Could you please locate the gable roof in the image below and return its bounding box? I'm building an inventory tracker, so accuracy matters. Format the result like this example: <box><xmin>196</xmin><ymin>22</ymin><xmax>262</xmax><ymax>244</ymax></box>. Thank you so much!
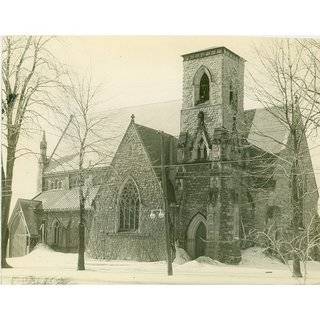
<box><xmin>134</xmin><ymin>123</ymin><xmax>177</xmax><ymax>166</ymax></box>
<box><xmin>42</xmin><ymin>100</ymin><xmax>293</xmax><ymax>175</ymax></box>
<box><xmin>9</xmin><ymin>199</ymin><xmax>42</xmax><ymax>236</ymax></box>
<box><xmin>244</xmin><ymin>107</ymin><xmax>289</xmax><ymax>154</ymax></box>
<box><xmin>130</xmin><ymin>122</ymin><xmax>177</xmax><ymax>203</ymax></box>
<box><xmin>44</xmin><ymin>153</ymin><xmax>78</xmax><ymax>174</ymax></box>
<box><xmin>43</xmin><ymin>100</ymin><xmax>181</xmax><ymax>174</ymax></box>
<box><xmin>33</xmin><ymin>185</ymin><xmax>100</xmax><ymax>211</ymax></box>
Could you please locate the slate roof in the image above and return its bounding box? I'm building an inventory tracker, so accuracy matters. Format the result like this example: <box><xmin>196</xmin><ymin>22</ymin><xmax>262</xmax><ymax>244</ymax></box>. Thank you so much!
<box><xmin>45</xmin><ymin>153</ymin><xmax>78</xmax><ymax>174</ymax></box>
<box><xmin>245</xmin><ymin>107</ymin><xmax>289</xmax><ymax>154</ymax></box>
<box><xmin>135</xmin><ymin>123</ymin><xmax>177</xmax><ymax>166</ymax></box>
<box><xmin>44</xmin><ymin>100</ymin><xmax>181</xmax><ymax>174</ymax></box>
<box><xmin>33</xmin><ymin>186</ymin><xmax>100</xmax><ymax>211</ymax></box>
<box><xmin>43</xmin><ymin>100</ymin><xmax>291</xmax><ymax>175</ymax></box>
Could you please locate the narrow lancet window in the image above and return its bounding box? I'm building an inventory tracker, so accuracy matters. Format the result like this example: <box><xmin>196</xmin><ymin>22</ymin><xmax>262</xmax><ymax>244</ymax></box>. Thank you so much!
<box><xmin>199</xmin><ymin>73</ymin><xmax>209</xmax><ymax>103</ymax></box>
<box><xmin>119</xmin><ymin>179</ymin><xmax>140</xmax><ymax>231</ymax></box>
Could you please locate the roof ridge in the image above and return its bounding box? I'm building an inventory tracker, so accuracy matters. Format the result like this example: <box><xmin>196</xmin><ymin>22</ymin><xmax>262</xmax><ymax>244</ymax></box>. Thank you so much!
<box><xmin>102</xmin><ymin>99</ymin><xmax>181</xmax><ymax>113</ymax></box>
<box><xmin>18</xmin><ymin>198</ymin><xmax>42</xmax><ymax>203</ymax></box>
<box><xmin>134</xmin><ymin>122</ymin><xmax>175</xmax><ymax>138</ymax></box>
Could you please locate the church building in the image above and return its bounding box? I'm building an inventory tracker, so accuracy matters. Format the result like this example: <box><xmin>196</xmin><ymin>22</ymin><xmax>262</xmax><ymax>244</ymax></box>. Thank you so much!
<box><xmin>8</xmin><ymin>46</ymin><xmax>320</xmax><ymax>263</ymax></box>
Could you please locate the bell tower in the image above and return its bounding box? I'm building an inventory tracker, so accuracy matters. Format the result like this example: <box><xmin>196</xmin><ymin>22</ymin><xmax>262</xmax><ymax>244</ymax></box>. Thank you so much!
<box><xmin>176</xmin><ymin>47</ymin><xmax>246</xmax><ymax>264</ymax></box>
<box><xmin>178</xmin><ymin>46</ymin><xmax>245</xmax><ymax>164</ymax></box>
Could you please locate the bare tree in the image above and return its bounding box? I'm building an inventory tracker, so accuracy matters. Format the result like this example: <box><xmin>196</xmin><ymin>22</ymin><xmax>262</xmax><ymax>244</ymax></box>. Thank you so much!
<box><xmin>256</xmin><ymin>212</ymin><xmax>320</xmax><ymax>284</ymax></box>
<box><xmin>1</xmin><ymin>36</ymin><xmax>62</xmax><ymax>268</ymax></box>
<box><xmin>54</xmin><ymin>72</ymin><xmax>119</xmax><ymax>270</ymax></box>
<box><xmin>248</xmin><ymin>39</ymin><xmax>320</xmax><ymax>277</ymax></box>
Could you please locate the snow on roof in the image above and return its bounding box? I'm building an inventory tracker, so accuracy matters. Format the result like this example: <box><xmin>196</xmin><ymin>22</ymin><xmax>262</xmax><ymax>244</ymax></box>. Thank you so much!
<box><xmin>43</xmin><ymin>100</ymin><xmax>290</xmax><ymax>174</ymax></box>
<box><xmin>44</xmin><ymin>100</ymin><xmax>181</xmax><ymax>174</ymax></box>
<box><xmin>246</xmin><ymin>107</ymin><xmax>289</xmax><ymax>154</ymax></box>
<box><xmin>33</xmin><ymin>186</ymin><xmax>100</xmax><ymax>211</ymax></box>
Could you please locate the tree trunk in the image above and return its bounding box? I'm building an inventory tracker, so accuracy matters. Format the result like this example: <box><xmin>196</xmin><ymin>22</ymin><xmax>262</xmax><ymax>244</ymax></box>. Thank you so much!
<box><xmin>77</xmin><ymin>221</ymin><xmax>85</xmax><ymax>270</ymax></box>
<box><xmin>291</xmin><ymin>134</ymin><xmax>302</xmax><ymax>278</ymax></box>
<box><xmin>292</xmin><ymin>251</ymin><xmax>302</xmax><ymax>278</ymax></box>
<box><xmin>1</xmin><ymin>150</ymin><xmax>14</xmax><ymax>268</ymax></box>
<box><xmin>2</xmin><ymin>191</ymin><xmax>13</xmax><ymax>268</ymax></box>
<box><xmin>77</xmin><ymin>186</ymin><xmax>85</xmax><ymax>271</ymax></box>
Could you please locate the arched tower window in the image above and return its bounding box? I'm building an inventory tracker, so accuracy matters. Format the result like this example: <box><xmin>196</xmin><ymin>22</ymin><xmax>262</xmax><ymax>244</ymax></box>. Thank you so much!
<box><xmin>199</xmin><ymin>73</ymin><xmax>209</xmax><ymax>104</ymax></box>
<box><xmin>193</xmin><ymin>66</ymin><xmax>212</xmax><ymax>106</ymax></box>
<box><xmin>119</xmin><ymin>179</ymin><xmax>140</xmax><ymax>231</ymax></box>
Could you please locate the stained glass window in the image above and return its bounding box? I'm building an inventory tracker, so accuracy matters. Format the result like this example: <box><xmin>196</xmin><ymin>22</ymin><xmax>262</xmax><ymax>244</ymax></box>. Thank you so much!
<box><xmin>119</xmin><ymin>180</ymin><xmax>140</xmax><ymax>231</ymax></box>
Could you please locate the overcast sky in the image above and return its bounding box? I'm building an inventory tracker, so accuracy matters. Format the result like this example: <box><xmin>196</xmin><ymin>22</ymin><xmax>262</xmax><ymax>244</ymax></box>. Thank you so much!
<box><xmin>9</xmin><ymin>36</ymin><xmax>320</xmax><ymax>209</ymax></box>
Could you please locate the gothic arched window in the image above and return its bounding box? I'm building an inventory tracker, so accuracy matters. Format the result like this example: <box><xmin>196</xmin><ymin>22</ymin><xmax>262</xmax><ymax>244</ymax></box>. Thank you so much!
<box><xmin>53</xmin><ymin>221</ymin><xmax>61</xmax><ymax>245</ymax></box>
<box><xmin>193</xmin><ymin>66</ymin><xmax>212</xmax><ymax>106</ymax></box>
<box><xmin>199</xmin><ymin>73</ymin><xmax>209</xmax><ymax>103</ymax></box>
<box><xmin>119</xmin><ymin>179</ymin><xmax>140</xmax><ymax>231</ymax></box>
<box><xmin>39</xmin><ymin>220</ymin><xmax>47</xmax><ymax>243</ymax></box>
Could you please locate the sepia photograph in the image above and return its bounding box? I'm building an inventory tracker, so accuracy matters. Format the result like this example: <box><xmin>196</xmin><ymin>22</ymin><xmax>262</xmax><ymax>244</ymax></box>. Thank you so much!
<box><xmin>1</xmin><ymin>35</ymin><xmax>320</xmax><ymax>285</ymax></box>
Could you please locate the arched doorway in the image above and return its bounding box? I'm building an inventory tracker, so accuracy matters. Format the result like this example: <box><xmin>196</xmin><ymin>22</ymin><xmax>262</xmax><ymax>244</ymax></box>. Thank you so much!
<box><xmin>187</xmin><ymin>214</ymin><xmax>207</xmax><ymax>259</ymax></box>
<box><xmin>195</xmin><ymin>222</ymin><xmax>206</xmax><ymax>258</ymax></box>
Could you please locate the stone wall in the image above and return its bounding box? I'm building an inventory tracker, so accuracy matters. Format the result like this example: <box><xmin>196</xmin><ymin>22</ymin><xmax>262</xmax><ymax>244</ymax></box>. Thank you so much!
<box><xmin>182</xmin><ymin>53</ymin><xmax>223</xmax><ymax>110</ymax></box>
<box><xmin>180</xmin><ymin>48</ymin><xmax>245</xmax><ymax>139</ymax></box>
<box><xmin>41</xmin><ymin>210</ymin><xmax>92</xmax><ymax>253</ymax></box>
<box><xmin>175</xmin><ymin>163</ymin><xmax>211</xmax><ymax>248</ymax></box>
<box><xmin>175</xmin><ymin>160</ymin><xmax>243</xmax><ymax>264</ymax></box>
<box><xmin>221</xmin><ymin>53</ymin><xmax>245</xmax><ymax>132</ymax></box>
<box><xmin>88</xmin><ymin>123</ymin><xmax>167</xmax><ymax>261</ymax></box>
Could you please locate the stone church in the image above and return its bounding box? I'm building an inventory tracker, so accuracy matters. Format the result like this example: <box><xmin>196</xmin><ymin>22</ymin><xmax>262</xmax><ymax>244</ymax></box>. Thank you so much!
<box><xmin>8</xmin><ymin>46</ymin><xmax>319</xmax><ymax>263</ymax></box>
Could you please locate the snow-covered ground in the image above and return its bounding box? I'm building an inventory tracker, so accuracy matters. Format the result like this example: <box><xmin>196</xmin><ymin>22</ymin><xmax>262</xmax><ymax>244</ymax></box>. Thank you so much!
<box><xmin>2</xmin><ymin>244</ymin><xmax>320</xmax><ymax>284</ymax></box>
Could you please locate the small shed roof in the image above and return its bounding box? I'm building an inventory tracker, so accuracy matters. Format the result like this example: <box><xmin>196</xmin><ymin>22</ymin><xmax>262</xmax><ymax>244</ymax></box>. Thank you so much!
<box><xmin>10</xmin><ymin>199</ymin><xmax>42</xmax><ymax>236</ymax></box>
<box><xmin>33</xmin><ymin>185</ymin><xmax>100</xmax><ymax>211</ymax></box>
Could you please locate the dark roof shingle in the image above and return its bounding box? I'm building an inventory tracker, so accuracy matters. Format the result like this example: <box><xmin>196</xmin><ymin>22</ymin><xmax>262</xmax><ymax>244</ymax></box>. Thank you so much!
<box><xmin>135</xmin><ymin>123</ymin><xmax>177</xmax><ymax>166</ymax></box>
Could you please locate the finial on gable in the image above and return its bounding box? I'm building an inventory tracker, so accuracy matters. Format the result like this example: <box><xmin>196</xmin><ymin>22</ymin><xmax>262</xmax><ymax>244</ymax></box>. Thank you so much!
<box><xmin>131</xmin><ymin>114</ymin><xmax>135</xmax><ymax>123</ymax></box>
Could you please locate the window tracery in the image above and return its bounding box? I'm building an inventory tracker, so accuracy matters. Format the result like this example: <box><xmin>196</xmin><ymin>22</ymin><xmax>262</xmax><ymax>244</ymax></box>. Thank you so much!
<box><xmin>119</xmin><ymin>179</ymin><xmax>140</xmax><ymax>231</ymax></box>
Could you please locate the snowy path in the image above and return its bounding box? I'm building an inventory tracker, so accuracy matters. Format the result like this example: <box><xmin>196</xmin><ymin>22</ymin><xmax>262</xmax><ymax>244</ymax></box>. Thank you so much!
<box><xmin>2</xmin><ymin>246</ymin><xmax>320</xmax><ymax>284</ymax></box>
